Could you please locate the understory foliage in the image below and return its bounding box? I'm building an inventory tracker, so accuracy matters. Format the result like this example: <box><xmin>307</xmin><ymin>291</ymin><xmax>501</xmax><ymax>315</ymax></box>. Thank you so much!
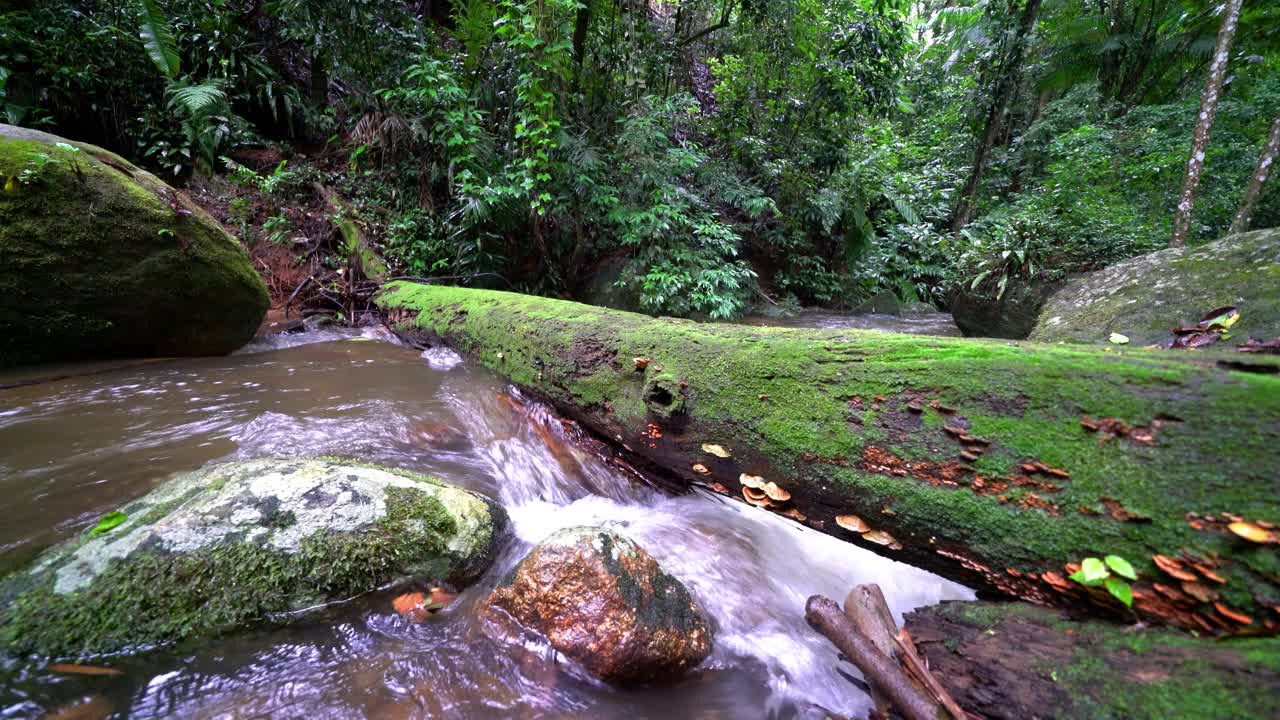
<box><xmin>2</xmin><ymin>0</ymin><xmax>1278</xmax><ymax>317</ymax></box>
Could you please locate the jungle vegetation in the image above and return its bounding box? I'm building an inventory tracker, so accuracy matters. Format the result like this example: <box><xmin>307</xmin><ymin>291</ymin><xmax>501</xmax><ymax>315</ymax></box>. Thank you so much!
<box><xmin>2</xmin><ymin>0</ymin><xmax>1278</xmax><ymax>319</ymax></box>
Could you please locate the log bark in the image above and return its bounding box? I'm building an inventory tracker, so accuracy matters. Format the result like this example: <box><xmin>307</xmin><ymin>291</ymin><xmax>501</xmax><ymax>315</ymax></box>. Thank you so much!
<box><xmin>904</xmin><ymin>600</ymin><xmax>1280</xmax><ymax>720</ymax></box>
<box><xmin>1170</xmin><ymin>0</ymin><xmax>1243</xmax><ymax>247</ymax></box>
<box><xmin>1230</xmin><ymin>114</ymin><xmax>1280</xmax><ymax>235</ymax></box>
<box><xmin>376</xmin><ymin>284</ymin><xmax>1280</xmax><ymax>634</ymax></box>
<box><xmin>845</xmin><ymin>584</ymin><xmax>906</xmax><ymax>715</ymax></box>
<box><xmin>806</xmin><ymin>595</ymin><xmax>946</xmax><ymax>720</ymax></box>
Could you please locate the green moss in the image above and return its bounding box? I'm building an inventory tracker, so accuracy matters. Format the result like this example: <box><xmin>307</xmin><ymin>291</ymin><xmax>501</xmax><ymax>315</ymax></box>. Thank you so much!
<box><xmin>377</xmin><ymin>283</ymin><xmax>1280</xmax><ymax>623</ymax></box>
<box><xmin>0</xmin><ymin>127</ymin><xmax>268</xmax><ymax>367</ymax></box>
<box><xmin>918</xmin><ymin>601</ymin><xmax>1280</xmax><ymax>719</ymax></box>
<box><xmin>0</xmin><ymin>484</ymin><xmax>462</xmax><ymax>660</ymax></box>
<box><xmin>1031</xmin><ymin>228</ymin><xmax>1280</xmax><ymax>347</ymax></box>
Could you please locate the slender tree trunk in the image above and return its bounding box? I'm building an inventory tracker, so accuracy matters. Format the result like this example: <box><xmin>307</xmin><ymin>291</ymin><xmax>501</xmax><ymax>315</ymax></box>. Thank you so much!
<box><xmin>950</xmin><ymin>0</ymin><xmax>1043</xmax><ymax>232</ymax></box>
<box><xmin>1170</xmin><ymin>0</ymin><xmax>1243</xmax><ymax>247</ymax></box>
<box><xmin>1230</xmin><ymin>114</ymin><xmax>1280</xmax><ymax>235</ymax></box>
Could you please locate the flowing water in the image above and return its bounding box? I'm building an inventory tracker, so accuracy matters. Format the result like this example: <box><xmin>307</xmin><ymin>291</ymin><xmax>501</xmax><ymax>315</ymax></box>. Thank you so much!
<box><xmin>743</xmin><ymin>309</ymin><xmax>962</xmax><ymax>336</ymax></box>
<box><xmin>0</xmin><ymin>329</ymin><xmax>971</xmax><ymax>719</ymax></box>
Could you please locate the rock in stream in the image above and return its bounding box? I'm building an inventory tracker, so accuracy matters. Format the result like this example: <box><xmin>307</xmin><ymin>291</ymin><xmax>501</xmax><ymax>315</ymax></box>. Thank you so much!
<box><xmin>484</xmin><ymin>527</ymin><xmax>713</xmax><ymax>684</ymax></box>
<box><xmin>0</xmin><ymin>458</ymin><xmax>506</xmax><ymax>660</ymax></box>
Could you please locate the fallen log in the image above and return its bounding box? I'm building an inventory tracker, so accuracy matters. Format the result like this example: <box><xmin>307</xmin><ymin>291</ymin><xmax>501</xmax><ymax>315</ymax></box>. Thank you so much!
<box><xmin>807</xmin><ymin>595</ymin><xmax>947</xmax><ymax>720</ymax></box>
<box><xmin>904</xmin><ymin>600</ymin><xmax>1280</xmax><ymax>720</ymax></box>
<box><xmin>376</xmin><ymin>283</ymin><xmax>1280</xmax><ymax>633</ymax></box>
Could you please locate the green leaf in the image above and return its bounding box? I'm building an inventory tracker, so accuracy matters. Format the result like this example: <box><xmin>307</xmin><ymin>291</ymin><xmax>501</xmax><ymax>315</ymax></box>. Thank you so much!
<box><xmin>1104</xmin><ymin>576</ymin><xmax>1133</xmax><ymax>607</ymax></box>
<box><xmin>136</xmin><ymin>0</ymin><xmax>180</xmax><ymax>79</ymax></box>
<box><xmin>1105</xmin><ymin>555</ymin><xmax>1137</xmax><ymax>580</ymax></box>
<box><xmin>1080</xmin><ymin>557</ymin><xmax>1109</xmax><ymax>583</ymax></box>
<box><xmin>88</xmin><ymin>511</ymin><xmax>128</xmax><ymax>537</ymax></box>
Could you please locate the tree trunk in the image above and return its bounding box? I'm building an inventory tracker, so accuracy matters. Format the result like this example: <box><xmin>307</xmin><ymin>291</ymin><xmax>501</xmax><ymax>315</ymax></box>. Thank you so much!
<box><xmin>1230</xmin><ymin>114</ymin><xmax>1280</xmax><ymax>235</ymax></box>
<box><xmin>904</xmin><ymin>600</ymin><xmax>1280</xmax><ymax>720</ymax></box>
<box><xmin>950</xmin><ymin>0</ymin><xmax>1043</xmax><ymax>232</ymax></box>
<box><xmin>376</xmin><ymin>284</ymin><xmax>1280</xmax><ymax>635</ymax></box>
<box><xmin>1170</xmin><ymin>0</ymin><xmax>1243</xmax><ymax>247</ymax></box>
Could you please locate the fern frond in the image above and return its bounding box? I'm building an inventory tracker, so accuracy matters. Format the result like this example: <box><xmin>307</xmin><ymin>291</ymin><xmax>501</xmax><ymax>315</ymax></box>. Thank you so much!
<box><xmin>169</xmin><ymin>82</ymin><xmax>225</xmax><ymax>115</ymax></box>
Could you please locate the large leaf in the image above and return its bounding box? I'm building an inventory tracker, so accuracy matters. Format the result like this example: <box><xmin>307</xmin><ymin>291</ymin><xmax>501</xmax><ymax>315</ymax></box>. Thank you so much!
<box><xmin>1104</xmin><ymin>554</ymin><xmax>1137</xmax><ymax>580</ymax></box>
<box><xmin>1104</xmin><ymin>576</ymin><xmax>1134</xmax><ymax>607</ymax></box>
<box><xmin>136</xmin><ymin>0</ymin><xmax>180</xmax><ymax>79</ymax></box>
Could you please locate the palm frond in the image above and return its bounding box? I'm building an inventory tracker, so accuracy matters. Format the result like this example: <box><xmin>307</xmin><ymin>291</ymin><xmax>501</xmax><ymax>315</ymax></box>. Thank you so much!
<box><xmin>136</xmin><ymin>0</ymin><xmax>180</xmax><ymax>79</ymax></box>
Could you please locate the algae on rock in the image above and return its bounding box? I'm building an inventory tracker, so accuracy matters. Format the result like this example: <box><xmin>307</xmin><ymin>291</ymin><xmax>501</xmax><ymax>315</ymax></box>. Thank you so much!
<box><xmin>0</xmin><ymin>458</ymin><xmax>506</xmax><ymax>660</ymax></box>
<box><xmin>1031</xmin><ymin>228</ymin><xmax>1280</xmax><ymax>346</ymax></box>
<box><xmin>0</xmin><ymin>124</ymin><xmax>269</xmax><ymax>367</ymax></box>
<box><xmin>377</xmin><ymin>282</ymin><xmax>1280</xmax><ymax>635</ymax></box>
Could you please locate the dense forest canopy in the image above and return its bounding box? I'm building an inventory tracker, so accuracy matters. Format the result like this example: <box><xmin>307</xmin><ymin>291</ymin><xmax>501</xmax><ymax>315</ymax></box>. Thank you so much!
<box><xmin>2</xmin><ymin>0</ymin><xmax>1277</xmax><ymax>318</ymax></box>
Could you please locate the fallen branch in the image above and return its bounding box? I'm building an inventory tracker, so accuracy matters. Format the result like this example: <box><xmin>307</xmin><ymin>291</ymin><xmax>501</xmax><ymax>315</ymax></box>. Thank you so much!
<box><xmin>806</xmin><ymin>594</ymin><xmax>947</xmax><ymax>720</ymax></box>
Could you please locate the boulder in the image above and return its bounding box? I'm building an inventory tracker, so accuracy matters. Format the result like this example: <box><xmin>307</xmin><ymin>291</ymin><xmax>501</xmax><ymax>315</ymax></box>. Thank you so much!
<box><xmin>0</xmin><ymin>124</ymin><xmax>269</xmax><ymax>367</ymax></box>
<box><xmin>484</xmin><ymin>527</ymin><xmax>713</xmax><ymax>684</ymax></box>
<box><xmin>0</xmin><ymin>458</ymin><xmax>505</xmax><ymax>660</ymax></box>
<box><xmin>1031</xmin><ymin>228</ymin><xmax>1280</xmax><ymax>346</ymax></box>
<box><xmin>951</xmin><ymin>276</ymin><xmax>1059</xmax><ymax>339</ymax></box>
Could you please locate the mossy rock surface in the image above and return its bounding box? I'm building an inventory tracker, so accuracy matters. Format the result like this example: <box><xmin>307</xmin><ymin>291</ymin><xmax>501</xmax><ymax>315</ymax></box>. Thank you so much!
<box><xmin>0</xmin><ymin>124</ymin><xmax>269</xmax><ymax>367</ymax></box>
<box><xmin>484</xmin><ymin>526</ymin><xmax>712</xmax><ymax>684</ymax></box>
<box><xmin>1031</xmin><ymin>228</ymin><xmax>1280</xmax><ymax>346</ymax></box>
<box><xmin>0</xmin><ymin>458</ymin><xmax>506</xmax><ymax>660</ymax></box>
<box><xmin>905</xmin><ymin>600</ymin><xmax>1280</xmax><ymax>720</ymax></box>
<box><xmin>377</xmin><ymin>283</ymin><xmax>1280</xmax><ymax>634</ymax></box>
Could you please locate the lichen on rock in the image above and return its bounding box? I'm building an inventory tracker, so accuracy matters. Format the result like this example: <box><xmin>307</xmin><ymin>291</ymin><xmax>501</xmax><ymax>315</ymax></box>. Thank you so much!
<box><xmin>0</xmin><ymin>458</ymin><xmax>506</xmax><ymax>660</ymax></box>
<box><xmin>1031</xmin><ymin>228</ymin><xmax>1280</xmax><ymax>346</ymax></box>
<box><xmin>0</xmin><ymin>123</ymin><xmax>269</xmax><ymax>367</ymax></box>
<box><xmin>483</xmin><ymin>526</ymin><xmax>713</xmax><ymax>684</ymax></box>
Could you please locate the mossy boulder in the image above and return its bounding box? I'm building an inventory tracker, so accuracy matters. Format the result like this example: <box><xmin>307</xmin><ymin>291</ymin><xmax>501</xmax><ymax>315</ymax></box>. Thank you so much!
<box><xmin>1031</xmin><ymin>228</ymin><xmax>1280</xmax><ymax>346</ymax></box>
<box><xmin>484</xmin><ymin>527</ymin><xmax>713</xmax><ymax>684</ymax></box>
<box><xmin>377</xmin><ymin>283</ymin><xmax>1280</xmax><ymax>635</ymax></box>
<box><xmin>0</xmin><ymin>124</ymin><xmax>269</xmax><ymax>367</ymax></box>
<box><xmin>905</xmin><ymin>600</ymin><xmax>1280</xmax><ymax>720</ymax></box>
<box><xmin>0</xmin><ymin>458</ymin><xmax>506</xmax><ymax>660</ymax></box>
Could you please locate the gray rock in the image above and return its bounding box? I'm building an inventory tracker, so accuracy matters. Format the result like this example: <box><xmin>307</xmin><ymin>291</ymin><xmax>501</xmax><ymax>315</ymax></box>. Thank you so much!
<box><xmin>0</xmin><ymin>458</ymin><xmax>505</xmax><ymax>659</ymax></box>
<box><xmin>951</xmin><ymin>276</ymin><xmax>1060</xmax><ymax>340</ymax></box>
<box><xmin>1030</xmin><ymin>228</ymin><xmax>1280</xmax><ymax>346</ymax></box>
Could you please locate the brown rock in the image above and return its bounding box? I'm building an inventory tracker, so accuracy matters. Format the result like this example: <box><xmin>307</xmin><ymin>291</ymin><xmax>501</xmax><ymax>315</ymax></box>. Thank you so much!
<box><xmin>483</xmin><ymin>527</ymin><xmax>713</xmax><ymax>684</ymax></box>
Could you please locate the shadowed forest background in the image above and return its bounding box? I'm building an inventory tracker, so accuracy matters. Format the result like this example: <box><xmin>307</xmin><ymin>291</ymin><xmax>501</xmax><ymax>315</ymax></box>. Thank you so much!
<box><xmin>2</xmin><ymin>0</ymin><xmax>1278</xmax><ymax>320</ymax></box>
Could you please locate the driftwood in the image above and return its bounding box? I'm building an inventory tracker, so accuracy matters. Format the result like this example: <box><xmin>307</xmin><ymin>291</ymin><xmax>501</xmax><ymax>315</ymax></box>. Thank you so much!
<box><xmin>806</xmin><ymin>594</ymin><xmax>947</xmax><ymax>720</ymax></box>
<box><xmin>844</xmin><ymin>584</ymin><xmax>909</xmax><ymax>716</ymax></box>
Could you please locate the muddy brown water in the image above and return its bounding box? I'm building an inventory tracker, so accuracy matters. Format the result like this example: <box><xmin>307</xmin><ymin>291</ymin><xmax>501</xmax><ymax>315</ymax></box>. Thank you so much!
<box><xmin>0</xmin><ymin>328</ymin><xmax>970</xmax><ymax>719</ymax></box>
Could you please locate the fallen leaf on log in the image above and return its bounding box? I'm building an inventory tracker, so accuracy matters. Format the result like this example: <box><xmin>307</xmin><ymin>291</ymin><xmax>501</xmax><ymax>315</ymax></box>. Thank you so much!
<box><xmin>1228</xmin><ymin>521</ymin><xmax>1279</xmax><ymax>544</ymax></box>
<box><xmin>701</xmin><ymin>443</ymin><xmax>731</xmax><ymax>458</ymax></box>
<box><xmin>1153</xmin><ymin>555</ymin><xmax>1197</xmax><ymax>582</ymax></box>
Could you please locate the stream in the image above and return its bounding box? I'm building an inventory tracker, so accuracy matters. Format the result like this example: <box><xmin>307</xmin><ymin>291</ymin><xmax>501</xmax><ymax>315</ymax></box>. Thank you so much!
<box><xmin>0</xmin><ymin>328</ymin><xmax>971</xmax><ymax>719</ymax></box>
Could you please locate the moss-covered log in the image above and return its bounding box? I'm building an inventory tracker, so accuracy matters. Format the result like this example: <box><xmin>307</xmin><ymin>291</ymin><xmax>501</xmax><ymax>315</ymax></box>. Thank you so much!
<box><xmin>376</xmin><ymin>283</ymin><xmax>1280</xmax><ymax>634</ymax></box>
<box><xmin>903</xmin><ymin>601</ymin><xmax>1280</xmax><ymax>720</ymax></box>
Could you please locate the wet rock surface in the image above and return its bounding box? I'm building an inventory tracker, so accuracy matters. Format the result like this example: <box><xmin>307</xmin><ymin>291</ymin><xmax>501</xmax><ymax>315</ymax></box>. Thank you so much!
<box><xmin>1031</xmin><ymin>228</ymin><xmax>1280</xmax><ymax>346</ymax></box>
<box><xmin>951</xmin><ymin>276</ymin><xmax>1060</xmax><ymax>339</ymax></box>
<box><xmin>0</xmin><ymin>458</ymin><xmax>505</xmax><ymax>659</ymax></box>
<box><xmin>484</xmin><ymin>527</ymin><xmax>713</xmax><ymax>684</ymax></box>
